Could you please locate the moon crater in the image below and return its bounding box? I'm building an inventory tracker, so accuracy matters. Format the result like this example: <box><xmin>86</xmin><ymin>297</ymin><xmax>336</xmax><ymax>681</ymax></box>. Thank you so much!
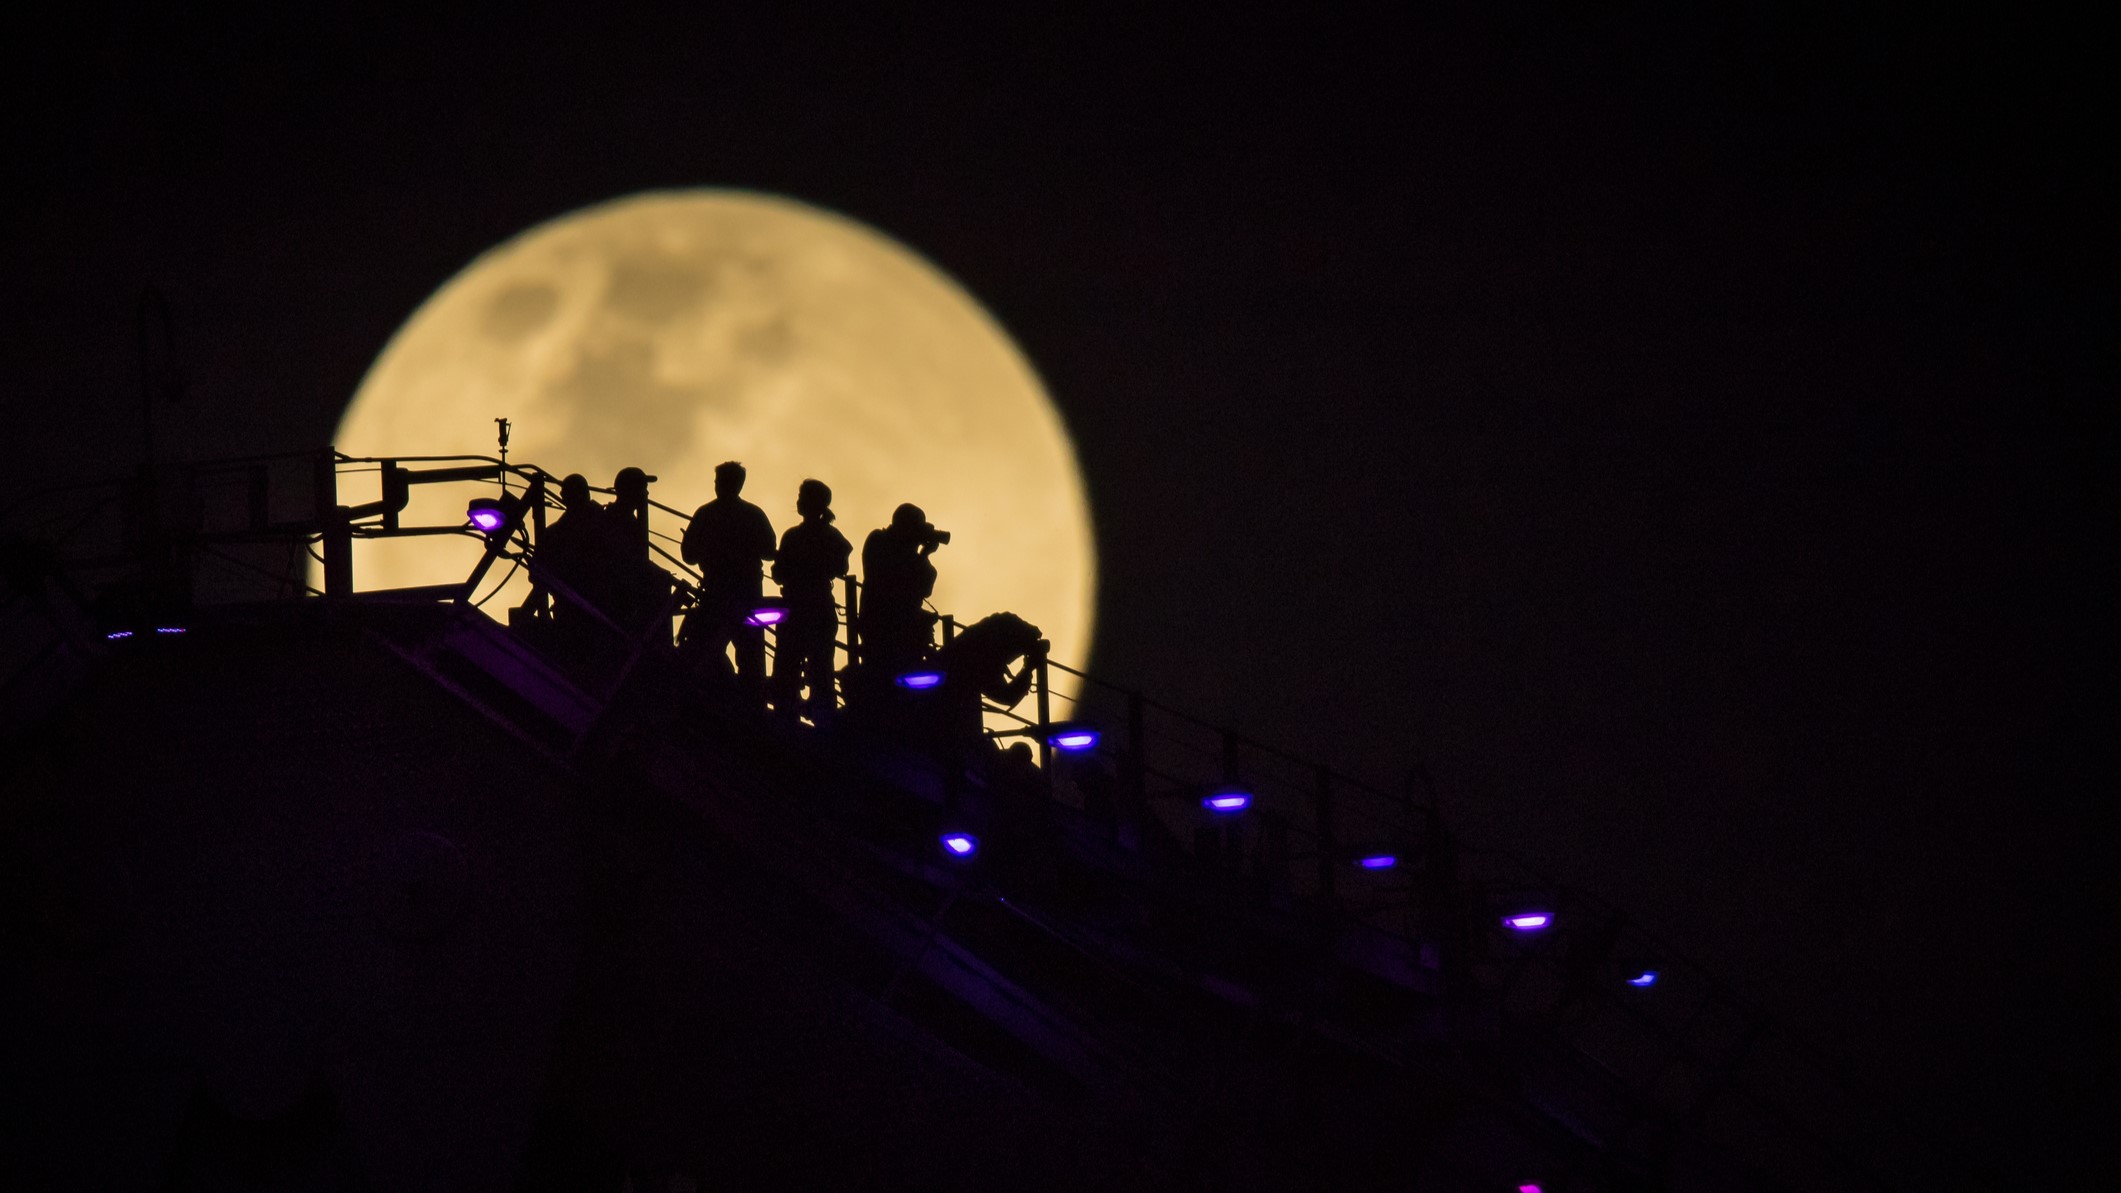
<box><xmin>481</xmin><ymin>283</ymin><xmax>558</xmax><ymax>341</ymax></box>
<box><xmin>605</xmin><ymin>256</ymin><xmax>712</xmax><ymax>324</ymax></box>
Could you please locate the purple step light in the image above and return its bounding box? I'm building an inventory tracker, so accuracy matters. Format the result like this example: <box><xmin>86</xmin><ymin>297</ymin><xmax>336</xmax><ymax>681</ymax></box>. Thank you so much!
<box><xmin>939</xmin><ymin>832</ymin><xmax>978</xmax><ymax>859</ymax></box>
<box><xmin>1502</xmin><ymin>911</ymin><xmax>1553</xmax><ymax>932</ymax></box>
<box><xmin>896</xmin><ymin>670</ymin><xmax>945</xmax><ymax>690</ymax></box>
<box><xmin>1202</xmin><ymin>788</ymin><xmax>1252</xmax><ymax>813</ymax></box>
<box><xmin>466</xmin><ymin>497</ymin><xmax>510</xmax><ymax>533</ymax></box>
<box><xmin>1355</xmin><ymin>853</ymin><xmax>1398</xmax><ymax>870</ymax></box>
<box><xmin>1044</xmin><ymin>721</ymin><xmax>1100</xmax><ymax>752</ymax></box>
<box><xmin>155</xmin><ymin>626</ymin><xmax>187</xmax><ymax>635</ymax></box>
<box><xmin>744</xmin><ymin>600</ymin><xmax>788</xmax><ymax>628</ymax></box>
<box><xmin>104</xmin><ymin>630</ymin><xmax>134</xmax><ymax>641</ymax></box>
<box><xmin>1627</xmin><ymin>969</ymin><xmax>1660</xmax><ymax>988</ymax></box>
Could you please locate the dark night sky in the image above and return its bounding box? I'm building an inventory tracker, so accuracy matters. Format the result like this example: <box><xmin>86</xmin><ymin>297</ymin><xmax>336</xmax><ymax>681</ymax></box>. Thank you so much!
<box><xmin>4</xmin><ymin>6</ymin><xmax>2107</xmax><ymax>1183</ymax></box>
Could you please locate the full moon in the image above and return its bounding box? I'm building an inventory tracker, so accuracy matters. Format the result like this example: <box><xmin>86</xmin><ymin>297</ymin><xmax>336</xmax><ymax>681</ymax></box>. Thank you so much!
<box><xmin>330</xmin><ymin>190</ymin><xmax>1096</xmax><ymax>697</ymax></box>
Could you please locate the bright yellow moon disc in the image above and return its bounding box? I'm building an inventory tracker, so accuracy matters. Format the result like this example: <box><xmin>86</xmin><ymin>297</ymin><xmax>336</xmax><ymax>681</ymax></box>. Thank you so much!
<box><xmin>329</xmin><ymin>190</ymin><xmax>1096</xmax><ymax>698</ymax></box>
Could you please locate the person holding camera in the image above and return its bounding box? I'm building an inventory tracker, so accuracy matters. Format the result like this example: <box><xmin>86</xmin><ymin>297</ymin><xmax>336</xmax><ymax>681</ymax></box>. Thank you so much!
<box><xmin>858</xmin><ymin>502</ymin><xmax>947</xmax><ymax>678</ymax></box>
<box><xmin>932</xmin><ymin>611</ymin><xmax>1048</xmax><ymax>745</ymax></box>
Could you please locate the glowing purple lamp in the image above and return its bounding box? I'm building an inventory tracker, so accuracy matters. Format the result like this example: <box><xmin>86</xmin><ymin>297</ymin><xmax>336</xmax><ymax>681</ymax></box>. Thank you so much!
<box><xmin>1202</xmin><ymin>788</ymin><xmax>1252</xmax><ymax>813</ymax></box>
<box><xmin>1627</xmin><ymin>969</ymin><xmax>1660</xmax><ymax>988</ymax></box>
<box><xmin>1355</xmin><ymin>853</ymin><xmax>1398</xmax><ymax>869</ymax></box>
<box><xmin>744</xmin><ymin>600</ymin><xmax>788</xmax><ymax>628</ymax></box>
<box><xmin>939</xmin><ymin>832</ymin><xmax>978</xmax><ymax>859</ymax></box>
<box><xmin>466</xmin><ymin>497</ymin><xmax>510</xmax><ymax>534</ymax></box>
<box><xmin>896</xmin><ymin>670</ymin><xmax>945</xmax><ymax>690</ymax></box>
<box><xmin>1044</xmin><ymin>722</ymin><xmax>1100</xmax><ymax>752</ymax></box>
<box><xmin>1502</xmin><ymin>911</ymin><xmax>1553</xmax><ymax>932</ymax></box>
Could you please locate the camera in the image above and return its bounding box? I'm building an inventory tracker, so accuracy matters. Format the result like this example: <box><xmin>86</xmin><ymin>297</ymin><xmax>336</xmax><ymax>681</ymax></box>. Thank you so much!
<box><xmin>917</xmin><ymin>523</ymin><xmax>951</xmax><ymax>549</ymax></box>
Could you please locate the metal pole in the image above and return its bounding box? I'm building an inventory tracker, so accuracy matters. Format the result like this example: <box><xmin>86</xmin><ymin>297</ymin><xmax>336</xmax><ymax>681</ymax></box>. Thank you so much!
<box><xmin>457</xmin><ymin>515</ymin><xmax>515</xmax><ymax>606</ymax></box>
<box><xmin>314</xmin><ymin>448</ymin><xmax>350</xmax><ymax>598</ymax></box>
<box><xmin>1035</xmin><ymin>655</ymin><xmax>1053</xmax><ymax>775</ymax></box>
<box><xmin>842</xmin><ymin>574</ymin><xmax>860</xmax><ymax>669</ymax></box>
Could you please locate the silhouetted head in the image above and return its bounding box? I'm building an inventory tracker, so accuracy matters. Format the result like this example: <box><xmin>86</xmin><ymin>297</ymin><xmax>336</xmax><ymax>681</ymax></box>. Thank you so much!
<box><xmin>715</xmin><ymin>461</ymin><xmax>746</xmax><ymax>499</ymax></box>
<box><xmin>614</xmin><ymin>467</ymin><xmax>655</xmax><ymax>499</ymax></box>
<box><xmin>797</xmin><ymin>478</ymin><xmax>833</xmax><ymax>520</ymax></box>
<box><xmin>560</xmin><ymin>474</ymin><xmax>592</xmax><ymax>510</ymax></box>
<box><xmin>979</xmin><ymin>611</ymin><xmax>1043</xmax><ymax>657</ymax></box>
<box><xmin>890</xmin><ymin>502</ymin><xmax>927</xmax><ymax>532</ymax></box>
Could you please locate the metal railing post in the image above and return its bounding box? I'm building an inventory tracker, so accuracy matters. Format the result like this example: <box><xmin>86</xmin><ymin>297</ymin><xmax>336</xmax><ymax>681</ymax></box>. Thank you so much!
<box><xmin>314</xmin><ymin>448</ymin><xmax>351</xmax><ymax>597</ymax></box>
<box><xmin>457</xmin><ymin>521</ymin><xmax>514</xmax><ymax>605</ymax></box>
<box><xmin>841</xmin><ymin>574</ymin><xmax>860</xmax><ymax>671</ymax></box>
<box><xmin>1034</xmin><ymin>655</ymin><xmax>1053</xmax><ymax>775</ymax></box>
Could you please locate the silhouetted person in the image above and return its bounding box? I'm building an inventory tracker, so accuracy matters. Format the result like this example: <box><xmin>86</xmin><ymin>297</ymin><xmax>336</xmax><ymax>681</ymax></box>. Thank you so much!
<box><xmin>993</xmin><ymin>740</ymin><xmax>1041</xmax><ymax>797</ymax></box>
<box><xmin>597</xmin><ymin>466</ymin><xmax>675</xmax><ymax>640</ymax></box>
<box><xmin>769</xmin><ymin>478</ymin><xmax>852</xmax><ymax>719</ymax></box>
<box><xmin>925</xmin><ymin>612</ymin><xmax>1045</xmax><ymax>814</ymax></box>
<box><xmin>931</xmin><ymin>611</ymin><xmax>1046</xmax><ymax>743</ymax></box>
<box><xmin>680</xmin><ymin>461</ymin><xmax>776</xmax><ymax>694</ymax></box>
<box><xmin>858</xmin><ymin>502</ymin><xmax>944</xmax><ymax>679</ymax></box>
<box><xmin>532</xmin><ymin>473</ymin><xmax>610</xmax><ymax>635</ymax></box>
<box><xmin>610</xmin><ymin>466</ymin><xmax>653</xmax><ymax>556</ymax></box>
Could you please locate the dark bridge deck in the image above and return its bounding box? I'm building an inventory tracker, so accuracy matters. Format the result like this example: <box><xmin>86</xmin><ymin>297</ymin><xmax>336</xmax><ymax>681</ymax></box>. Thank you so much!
<box><xmin>0</xmin><ymin>449</ymin><xmax>1973</xmax><ymax>1192</ymax></box>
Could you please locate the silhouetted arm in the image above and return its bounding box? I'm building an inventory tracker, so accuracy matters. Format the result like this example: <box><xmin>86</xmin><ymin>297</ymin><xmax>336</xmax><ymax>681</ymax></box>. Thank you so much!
<box><xmin>829</xmin><ymin>529</ymin><xmax>852</xmax><ymax>578</ymax></box>
<box><xmin>752</xmin><ymin>507</ymin><xmax>777</xmax><ymax>562</ymax></box>
<box><xmin>679</xmin><ymin>507</ymin><xmax>705</xmax><ymax>566</ymax></box>
<box><xmin>771</xmin><ymin>526</ymin><xmax>799</xmax><ymax>585</ymax></box>
<box><xmin>984</xmin><ymin>663</ymin><xmax>1037</xmax><ymax>708</ymax></box>
<box><xmin>982</xmin><ymin>639</ymin><xmax>1048</xmax><ymax>707</ymax></box>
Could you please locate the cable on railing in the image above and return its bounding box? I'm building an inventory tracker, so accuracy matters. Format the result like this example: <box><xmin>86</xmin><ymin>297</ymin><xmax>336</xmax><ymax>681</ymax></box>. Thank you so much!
<box><xmin>470</xmin><ymin>553</ymin><xmax>525</xmax><ymax>608</ymax></box>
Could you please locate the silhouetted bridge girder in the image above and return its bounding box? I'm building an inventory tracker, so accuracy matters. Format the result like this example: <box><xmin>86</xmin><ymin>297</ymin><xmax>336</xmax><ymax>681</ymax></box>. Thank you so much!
<box><xmin>0</xmin><ymin>448</ymin><xmax>1990</xmax><ymax>1192</ymax></box>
